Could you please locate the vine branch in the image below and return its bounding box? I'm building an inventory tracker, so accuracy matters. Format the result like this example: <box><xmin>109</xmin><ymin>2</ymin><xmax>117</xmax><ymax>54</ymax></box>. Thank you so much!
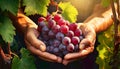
<box><xmin>110</xmin><ymin>0</ymin><xmax>120</xmax><ymax>55</ymax></box>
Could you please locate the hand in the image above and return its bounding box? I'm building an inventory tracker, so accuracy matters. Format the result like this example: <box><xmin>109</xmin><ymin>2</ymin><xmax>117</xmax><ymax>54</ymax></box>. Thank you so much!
<box><xmin>24</xmin><ymin>27</ymin><xmax>62</xmax><ymax>63</ymax></box>
<box><xmin>62</xmin><ymin>23</ymin><xmax>96</xmax><ymax>65</ymax></box>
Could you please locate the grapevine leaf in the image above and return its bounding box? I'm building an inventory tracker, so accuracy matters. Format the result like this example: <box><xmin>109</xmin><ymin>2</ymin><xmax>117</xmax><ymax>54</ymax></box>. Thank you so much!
<box><xmin>0</xmin><ymin>0</ymin><xmax>19</xmax><ymax>15</ymax></box>
<box><xmin>96</xmin><ymin>26</ymin><xmax>114</xmax><ymax>69</ymax></box>
<box><xmin>101</xmin><ymin>0</ymin><xmax>110</xmax><ymax>7</ymax></box>
<box><xmin>58</xmin><ymin>2</ymin><xmax>78</xmax><ymax>23</ymax></box>
<box><xmin>23</xmin><ymin>0</ymin><xmax>50</xmax><ymax>16</ymax></box>
<box><xmin>0</xmin><ymin>16</ymin><xmax>15</xmax><ymax>43</ymax></box>
<box><xmin>12</xmin><ymin>48</ymin><xmax>36</xmax><ymax>69</ymax></box>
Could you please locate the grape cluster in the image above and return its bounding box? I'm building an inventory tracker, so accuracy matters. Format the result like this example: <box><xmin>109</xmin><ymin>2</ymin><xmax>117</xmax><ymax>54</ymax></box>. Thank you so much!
<box><xmin>37</xmin><ymin>13</ymin><xmax>84</xmax><ymax>58</ymax></box>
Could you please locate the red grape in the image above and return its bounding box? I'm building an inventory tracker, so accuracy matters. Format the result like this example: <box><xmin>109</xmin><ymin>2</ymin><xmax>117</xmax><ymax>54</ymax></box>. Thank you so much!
<box><xmin>57</xmin><ymin>18</ymin><xmax>66</xmax><ymax>26</ymax></box>
<box><xmin>62</xmin><ymin>37</ymin><xmax>71</xmax><ymax>46</ymax></box>
<box><xmin>38</xmin><ymin>17</ymin><xmax>46</xmax><ymax>23</ymax></box>
<box><xmin>60</xmin><ymin>25</ymin><xmax>69</xmax><ymax>34</ymax></box>
<box><xmin>69</xmin><ymin>23</ymin><xmax>77</xmax><ymax>31</ymax></box>
<box><xmin>71</xmin><ymin>36</ymin><xmax>80</xmax><ymax>45</ymax></box>
<box><xmin>66</xmin><ymin>30</ymin><xmax>74</xmax><ymax>38</ymax></box>
<box><xmin>54</xmin><ymin>14</ymin><xmax>62</xmax><ymax>22</ymax></box>
<box><xmin>48</xmin><ymin>20</ymin><xmax>56</xmax><ymax>29</ymax></box>
<box><xmin>67</xmin><ymin>43</ymin><xmax>74</xmax><ymax>52</ymax></box>
<box><xmin>52</xmin><ymin>25</ymin><xmax>60</xmax><ymax>34</ymax></box>
<box><xmin>74</xmin><ymin>29</ymin><xmax>82</xmax><ymax>36</ymax></box>
<box><xmin>56</xmin><ymin>32</ymin><xmax>64</xmax><ymax>40</ymax></box>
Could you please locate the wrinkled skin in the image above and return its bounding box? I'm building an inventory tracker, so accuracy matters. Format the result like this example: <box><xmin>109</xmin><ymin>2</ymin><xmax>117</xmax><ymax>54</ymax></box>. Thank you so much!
<box><xmin>62</xmin><ymin>23</ymin><xmax>96</xmax><ymax>65</ymax></box>
<box><xmin>24</xmin><ymin>23</ymin><xmax>96</xmax><ymax>65</ymax></box>
<box><xmin>24</xmin><ymin>27</ymin><xmax>62</xmax><ymax>63</ymax></box>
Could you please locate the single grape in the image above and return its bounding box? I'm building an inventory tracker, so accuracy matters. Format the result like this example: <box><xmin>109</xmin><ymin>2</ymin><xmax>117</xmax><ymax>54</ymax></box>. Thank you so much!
<box><xmin>71</xmin><ymin>36</ymin><xmax>80</xmax><ymax>45</ymax></box>
<box><xmin>53</xmin><ymin>39</ymin><xmax>61</xmax><ymax>47</ymax></box>
<box><xmin>59</xmin><ymin>44</ymin><xmax>66</xmax><ymax>51</ymax></box>
<box><xmin>46</xmin><ymin>46</ymin><xmax>54</xmax><ymax>53</ymax></box>
<box><xmin>52</xmin><ymin>25</ymin><xmax>60</xmax><ymax>34</ymax></box>
<box><xmin>66</xmin><ymin>30</ymin><xmax>74</xmax><ymax>38</ymax></box>
<box><xmin>60</xmin><ymin>25</ymin><xmax>69</xmax><ymax>34</ymax></box>
<box><xmin>74</xmin><ymin>29</ymin><xmax>82</xmax><ymax>36</ymax></box>
<box><xmin>54</xmin><ymin>14</ymin><xmax>62</xmax><ymax>22</ymax></box>
<box><xmin>42</xmin><ymin>26</ymin><xmax>49</xmax><ymax>33</ymax></box>
<box><xmin>62</xmin><ymin>37</ymin><xmax>71</xmax><ymax>46</ymax></box>
<box><xmin>56</xmin><ymin>32</ymin><xmax>64</xmax><ymax>40</ymax></box>
<box><xmin>48</xmin><ymin>20</ymin><xmax>56</xmax><ymax>29</ymax></box>
<box><xmin>53</xmin><ymin>47</ymin><xmax>60</xmax><ymax>55</ymax></box>
<box><xmin>67</xmin><ymin>43</ymin><xmax>75</xmax><ymax>52</ymax></box>
<box><xmin>48</xmin><ymin>30</ymin><xmax>55</xmax><ymax>39</ymax></box>
<box><xmin>69</xmin><ymin>23</ymin><xmax>77</xmax><ymax>31</ymax></box>
<box><xmin>38</xmin><ymin>17</ymin><xmax>46</xmax><ymax>23</ymax></box>
<box><xmin>38</xmin><ymin>21</ymin><xmax>46</xmax><ymax>28</ymax></box>
<box><xmin>74</xmin><ymin>44</ymin><xmax>79</xmax><ymax>52</ymax></box>
<box><xmin>57</xmin><ymin>18</ymin><xmax>66</xmax><ymax>26</ymax></box>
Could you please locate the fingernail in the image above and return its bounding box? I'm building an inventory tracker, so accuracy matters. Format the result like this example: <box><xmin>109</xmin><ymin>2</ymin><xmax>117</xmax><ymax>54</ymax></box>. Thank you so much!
<box><xmin>40</xmin><ymin>45</ymin><xmax>46</xmax><ymax>52</ymax></box>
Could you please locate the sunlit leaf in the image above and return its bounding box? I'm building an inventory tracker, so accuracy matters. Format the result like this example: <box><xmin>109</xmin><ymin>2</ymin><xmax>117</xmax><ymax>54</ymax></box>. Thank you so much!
<box><xmin>58</xmin><ymin>2</ymin><xmax>78</xmax><ymax>23</ymax></box>
<box><xmin>23</xmin><ymin>0</ymin><xmax>50</xmax><ymax>16</ymax></box>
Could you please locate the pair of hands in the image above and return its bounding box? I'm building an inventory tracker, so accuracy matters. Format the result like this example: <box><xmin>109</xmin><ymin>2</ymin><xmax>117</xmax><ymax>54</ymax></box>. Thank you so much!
<box><xmin>24</xmin><ymin>23</ymin><xmax>96</xmax><ymax>65</ymax></box>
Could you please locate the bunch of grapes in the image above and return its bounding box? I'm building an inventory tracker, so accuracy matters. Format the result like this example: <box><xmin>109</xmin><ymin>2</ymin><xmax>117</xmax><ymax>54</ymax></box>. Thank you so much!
<box><xmin>37</xmin><ymin>13</ymin><xmax>84</xmax><ymax>58</ymax></box>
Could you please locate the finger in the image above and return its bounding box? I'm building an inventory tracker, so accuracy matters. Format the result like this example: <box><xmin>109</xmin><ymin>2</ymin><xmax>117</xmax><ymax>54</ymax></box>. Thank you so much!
<box><xmin>64</xmin><ymin>46</ymin><xmax>94</xmax><ymax>60</ymax></box>
<box><xmin>25</xmin><ymin>30</ymin><xmax>46</xmax><ymax>51</ymax></box>
<box><xmin>25</xmin><ymin>40</ymin><xmax>59</xmax><ymax>62</ymax></box>
<box><xmin>79</xmin><ymin>38</ymin><xmax>93</xmax><ymax>50</ymax></box>
<box><xmin>62</xmin><ymin>59</ymin><xmax>77</xmax><ymax>65</ymax></box>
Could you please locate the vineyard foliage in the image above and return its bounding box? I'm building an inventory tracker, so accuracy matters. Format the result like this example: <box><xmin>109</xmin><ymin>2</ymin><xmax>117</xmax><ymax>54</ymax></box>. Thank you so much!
<box><xmin>0</xmin><ymin>0</ymin><xmax>119</xmax><ymax>69</ymax></box>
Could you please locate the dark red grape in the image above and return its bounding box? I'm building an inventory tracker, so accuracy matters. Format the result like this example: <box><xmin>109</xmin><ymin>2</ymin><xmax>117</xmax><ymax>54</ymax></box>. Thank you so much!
<box><xmin>67</xmin><ymin>43</ymin><xmax>75</xmax><ymax>52</ymax></box>
<box><xmin>48</xmin><ymin>20</ymin><xmax>56</xmax><ymax>29</ymax></box>
<box><xmin>71</xmin><ymin>36</ymin><xmax>80</xmax><ymax>45</ymax></box>
<box><xmin>74</xmin><ymin>29</ymin><xmax>82</xmax><ymax>36</ymax></box>
<box><xmin>57</xmin><ymin>18</ymin><xmax>66</xmax><ymax>26</ymax></box>
<box><xmin>69</xmin><ymin>23</ymin><xmax>77</xmax><ymax>31</ymax></box>
<box><xmin>52</xmin><ymin>25</ymin><xmax>60</xmax><ymax>34</ymax></box>
<box><xmin>60</xmin><ymin>25</ymin><xmax>69</xmax><ymax>34</ymax></box>
<box><xmin>54</xmin><ymin>14</ymin><xmax>62</xmax><ymax>22</ymax></box>
<box><xmin>38</xmin><ymin>17</ymin><xmax>46</xmax><ymax>23</ymax></box>
<box><xmin>62</xmin><ymin>37</ymin><xmax>71</xmax><ymax>46</ymax></box>
<box><xmin>66</xmin><ymin>30</ymin><xmax>74</xmax><ymax>38</ymax></box>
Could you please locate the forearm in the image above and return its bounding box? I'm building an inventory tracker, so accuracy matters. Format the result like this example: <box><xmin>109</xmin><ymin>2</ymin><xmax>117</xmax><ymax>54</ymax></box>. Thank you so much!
<box><xmin>9</xmin><ymin>9</ymin><xmax>37</xmax><ymax>34</ymax></box>
<box><xmin>83</xmin><ymin>4</ymin><xmax>113</xmax><ymax>33</ymax></box>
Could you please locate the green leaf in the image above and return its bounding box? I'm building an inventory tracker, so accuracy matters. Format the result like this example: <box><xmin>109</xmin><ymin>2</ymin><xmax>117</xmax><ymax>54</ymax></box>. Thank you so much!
<box><xmin>23</xmin><ymin>0</ymin><xmax>50</xmax><ymax>16</ymax></box>
<box><xmin>0</xmin><ymin>16</ymin><xmax>15</xmax><ymax>43</ymax></box>
<box><xmin>96</xmin><ymin>26</ymin><xmax>114</xmax><ymax>69</ymax></box>
<box><xmin>0</xmin><ymin>0</ymin><xmax>19</xmax><ymax>15</ymax></box>
<box><xmin>101</xmin><ymin>0</ymin><xmax>110</xmax><ymax>7</ymax></box>
<box><xmin>58</xmin><ymin>2</ymin><xmax>78</xmax><ymax>23</ymax></box>
<box><xmin>12</xmin><ymin>48</ymin><xmax>36</xmax><ymax>69</ymax></box>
